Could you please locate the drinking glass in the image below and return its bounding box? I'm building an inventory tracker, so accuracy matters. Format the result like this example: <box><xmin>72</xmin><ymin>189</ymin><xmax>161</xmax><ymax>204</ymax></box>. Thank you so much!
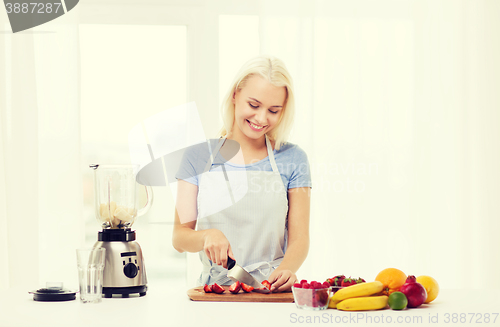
<box><xmin>76</xmin><ymin>248</ymin><xmax>106</xmax><ymax>303</ymax></box>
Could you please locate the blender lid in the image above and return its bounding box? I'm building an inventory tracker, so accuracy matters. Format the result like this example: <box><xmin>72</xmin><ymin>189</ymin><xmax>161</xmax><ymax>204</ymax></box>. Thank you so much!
<box><xmin>29</xmin><ymin>283</ymin><xmax>77</xmax><ymax>302</ymax></box>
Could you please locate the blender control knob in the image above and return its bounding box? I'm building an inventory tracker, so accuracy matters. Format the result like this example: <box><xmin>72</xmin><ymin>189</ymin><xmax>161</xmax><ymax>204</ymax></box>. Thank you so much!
<box><xmin>123</xmin><ymin>263</ymin><xmax>138</xmax><ymax>278</ymax></box>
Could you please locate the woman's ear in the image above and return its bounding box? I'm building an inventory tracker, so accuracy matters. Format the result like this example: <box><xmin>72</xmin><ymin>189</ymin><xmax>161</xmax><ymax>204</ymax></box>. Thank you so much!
<box><xmin>232</xmin><ymin>90</ymin><xmax>236</xmax><ymax>104</ymax></box>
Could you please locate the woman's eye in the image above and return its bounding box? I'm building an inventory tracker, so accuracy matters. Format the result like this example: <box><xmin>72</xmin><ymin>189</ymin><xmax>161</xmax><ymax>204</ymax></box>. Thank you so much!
<box><xmin>269</xmin><ymin>110</ymin><xmax>278</xmax><ymax>114</ymax></box>
<box><xmin>249</xmin><ymin>103</ymin><xmax>258</xmax><ymax>108</ymax></box>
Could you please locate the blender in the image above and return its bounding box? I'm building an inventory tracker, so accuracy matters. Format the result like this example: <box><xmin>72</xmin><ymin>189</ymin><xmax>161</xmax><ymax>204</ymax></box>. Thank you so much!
<box><xmin>90</xmin><ymin>164</ymin><xmax>153</xmax><ymax>298</ymax></box>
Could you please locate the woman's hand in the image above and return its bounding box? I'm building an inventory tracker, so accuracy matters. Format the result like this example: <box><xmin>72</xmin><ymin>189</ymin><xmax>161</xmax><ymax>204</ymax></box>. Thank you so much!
<box><xmin>268</xmin><ymin>269</ymin><xmax>298</xmax><ymax>292</ymax></box>
<box><xmin>203</xmin><ymin>229</ymin><xmax>234</xmax><ymax>269</ymax></box>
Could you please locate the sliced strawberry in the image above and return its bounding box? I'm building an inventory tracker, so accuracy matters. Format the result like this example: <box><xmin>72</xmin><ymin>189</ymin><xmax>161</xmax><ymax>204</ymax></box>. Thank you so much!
<box><xmin>341</xmin><ymin>277</ymin><xmax>358</xmax><ymax>287</ymax></box>
<box><xmin>229</xmin><ymin>281</ymin><xmax>241</xmax><ymax>294</ymax></box>
<box><xmin>203</xmin><ymin>284</ymin><xmax>213</xmax><ymax>293</ymax></box>
<box><xmin>211</xmin><ymin>283</ymin><xmax>225</xmax><ymax>294</ymax></box>
<box><xmin>241</xmin><ymin>283</ymin><xmax>254</xmax><ymax>293</ymax></box>
<box><xmin>261</xmin><ymin>280</ymin><xmax>271</xmax><ymax>290</ymax></box>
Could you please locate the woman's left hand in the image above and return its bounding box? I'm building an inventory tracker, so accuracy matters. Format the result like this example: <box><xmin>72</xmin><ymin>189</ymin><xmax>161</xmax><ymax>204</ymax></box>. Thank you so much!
<box><xmin>268</xmin><ymin>269</ymin><xmax>298</xmax><ymax>292</ymax></box>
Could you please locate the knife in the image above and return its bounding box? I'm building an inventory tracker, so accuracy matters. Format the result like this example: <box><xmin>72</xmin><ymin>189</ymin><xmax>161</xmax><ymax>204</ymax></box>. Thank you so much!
<box><xmin>227</xmin><ymin>257</ymin><xmax>271</xmax><ymax>293</ymax></box>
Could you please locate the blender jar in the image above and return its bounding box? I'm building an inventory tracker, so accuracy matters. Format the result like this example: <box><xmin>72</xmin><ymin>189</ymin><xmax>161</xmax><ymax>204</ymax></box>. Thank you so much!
<box><xmin>90</xmin><ymin>164</ymin><xmax>153</xmax><ymax>229</ymax></box>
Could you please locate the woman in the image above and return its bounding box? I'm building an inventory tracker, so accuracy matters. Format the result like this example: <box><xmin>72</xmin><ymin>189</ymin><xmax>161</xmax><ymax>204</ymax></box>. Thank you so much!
<box><xmin>172</xmin><ymin>55</ymin><xmax>311</xmax><ymax>292</ymax></box>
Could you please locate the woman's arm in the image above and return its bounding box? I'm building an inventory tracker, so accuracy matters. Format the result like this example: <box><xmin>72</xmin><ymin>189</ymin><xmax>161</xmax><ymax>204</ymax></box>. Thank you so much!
<box><xmin>172</xmin><ymin>180</ymin><xmax>234</xmax><ymax>268</ymax></box>
<box><xmin>172</xmin><ymin>179</ymin><xmax>203</xmax><ymax>252</ymax></box>
<box><xmin>268</xmin><ymin>186</ymin><xmax>311</xmax><ymax>291</ymax></box>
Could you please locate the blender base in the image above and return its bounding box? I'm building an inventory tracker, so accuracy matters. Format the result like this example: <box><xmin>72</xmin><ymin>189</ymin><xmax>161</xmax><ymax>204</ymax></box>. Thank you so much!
<box><xmin>102</xmin><ymin>285</ymin><xmax>147</xmax><ymax>298</ymax></box>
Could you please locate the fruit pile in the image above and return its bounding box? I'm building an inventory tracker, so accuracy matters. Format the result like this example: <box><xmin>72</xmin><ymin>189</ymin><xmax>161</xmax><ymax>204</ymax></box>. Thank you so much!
<box><xmin>292</xmin><ymin>280</ymin><xmax>331</xmax><ymax>309</ymax></box>
<box><xmin>323</xmin><ymin>268</ymin><xmax>439</xmax><ymax>311</ymax></box>
<box><xmin>203</xmin><ymin>280</ymin><xmax>271</xmax><ymax>294</ymax></box>
<box><xmin>375</xmin><ymin>268</ymin><xmax>439</xmax><ymax>310</ymax></box>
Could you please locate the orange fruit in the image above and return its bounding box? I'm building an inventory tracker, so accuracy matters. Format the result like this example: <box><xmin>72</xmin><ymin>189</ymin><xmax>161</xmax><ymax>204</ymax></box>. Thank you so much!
<box><xmin>416</xmin><ymin>275</ymin><xmax>439</xmax><ymax>303</ymax></box>
<box><xmin>375</xmin><ymin>268</ymin><xmax>407</xmax><ymax>296</ymax></box>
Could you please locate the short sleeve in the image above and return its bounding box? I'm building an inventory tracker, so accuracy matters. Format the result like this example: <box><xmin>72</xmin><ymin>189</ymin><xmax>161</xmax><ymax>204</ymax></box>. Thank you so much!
<box><xmin>175</xmin><ymin>149</ymin><xmax>198</xmax><ymax>186</ymax></box>
<box><xmin>175</xmin><ymin>142</ymin><xmax>211</xmax><ymax>186</ymax></box>
<box><xmin>288</xmin><ymin>145</ymin><xmax>312</xmax><ymax>189</ymax></box>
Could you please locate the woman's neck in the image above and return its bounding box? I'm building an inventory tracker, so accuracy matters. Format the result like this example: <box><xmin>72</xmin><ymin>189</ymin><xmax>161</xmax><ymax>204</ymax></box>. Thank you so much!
<box><xmin>227</xmin><ymin>125</ymin><xmax>267</xmax><ymax>152</ymax></box>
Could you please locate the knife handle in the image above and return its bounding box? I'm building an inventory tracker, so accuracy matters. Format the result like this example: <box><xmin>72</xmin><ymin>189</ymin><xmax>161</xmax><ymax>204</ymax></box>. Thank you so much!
<box><xmin>227</xmin><ymin>256</ymin><xmax>236</xmax><ymax>270</ymax></box>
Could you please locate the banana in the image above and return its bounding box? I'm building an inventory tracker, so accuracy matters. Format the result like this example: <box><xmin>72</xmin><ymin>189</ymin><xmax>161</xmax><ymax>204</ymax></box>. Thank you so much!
<box><xmin>331</xmin><ymin>281</ymin><xmax>384</xmax><ymax>302</ymax></box>
<box><xmin>337</xmin><ymin>295</ymin><xmax>388</xmax><ymax>311</ymax></box>
<box><xmin>328</xmin><ymin>296</ymin><xmax>341</xmax><ymax>309</ymax></box>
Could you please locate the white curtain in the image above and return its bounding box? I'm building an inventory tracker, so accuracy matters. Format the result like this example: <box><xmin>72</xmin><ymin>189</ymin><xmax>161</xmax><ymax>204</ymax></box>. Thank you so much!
<box><xmin>258</xmin><ymin>0</ymin><xmax>500</xmax><ymax>289</ymax></box>
<box><xmin>0</xmin><ymin>12</ymin><xmax>81</xmax><ymax>290</ymax></box>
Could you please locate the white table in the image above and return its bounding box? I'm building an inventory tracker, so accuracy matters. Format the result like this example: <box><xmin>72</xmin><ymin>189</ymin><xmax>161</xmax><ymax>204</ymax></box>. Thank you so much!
<box><xmin>1</xmin><ymin>281</ymin><xmax>499</xmax><ymax>327</ymax></box>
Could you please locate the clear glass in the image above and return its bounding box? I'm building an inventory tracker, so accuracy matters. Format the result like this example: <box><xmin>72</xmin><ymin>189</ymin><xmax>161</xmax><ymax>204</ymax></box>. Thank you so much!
<box><xmin>76</xmin><ymin>248</ymin><xmax>106</xmax><ymax>303</ymax></box>
<box><xmin>90</xmin><ymin>164</ymin><xmax>152</xmax><ymax>229</ymax></box>
<box><xmin>292</xmin><ymin>286</ymin><xmax>332</xmax><ymax>310</ymax></box>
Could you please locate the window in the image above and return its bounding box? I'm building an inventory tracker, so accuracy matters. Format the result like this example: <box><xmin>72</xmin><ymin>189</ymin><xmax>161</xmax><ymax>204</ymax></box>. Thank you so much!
<box><xmin>79</xmin><ymin>24</ymin><xmax>188</xmax><ymax>281</ymax></box>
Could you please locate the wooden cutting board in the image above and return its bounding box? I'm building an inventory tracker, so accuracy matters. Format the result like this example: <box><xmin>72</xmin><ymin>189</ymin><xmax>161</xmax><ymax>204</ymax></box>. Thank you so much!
<box><xmin>187</xmin><ymin>286</ymin><xmax>294</xmax><ymax>303</ymax></box>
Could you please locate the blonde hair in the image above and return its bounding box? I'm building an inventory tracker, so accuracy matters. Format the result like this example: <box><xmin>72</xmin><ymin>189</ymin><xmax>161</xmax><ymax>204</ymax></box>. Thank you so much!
<box><xmin>218</xmin><ymin>55</ymin><xmax>295</xmax><ymax>151</ymax></box>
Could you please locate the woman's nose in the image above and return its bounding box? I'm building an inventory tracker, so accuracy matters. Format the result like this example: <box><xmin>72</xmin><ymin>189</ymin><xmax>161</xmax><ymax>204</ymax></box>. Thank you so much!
<box><xmin>254</xmin><ymin>108</ymin><xmax>267</xmax><ymax>124</ymax></box>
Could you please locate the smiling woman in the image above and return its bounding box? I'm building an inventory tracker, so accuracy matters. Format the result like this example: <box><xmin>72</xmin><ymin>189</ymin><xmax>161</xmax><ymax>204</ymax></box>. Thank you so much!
<box><xmin>172</xmin><ymin>55</ymin><xmax>312</xmax><ymax>293</ymax></box>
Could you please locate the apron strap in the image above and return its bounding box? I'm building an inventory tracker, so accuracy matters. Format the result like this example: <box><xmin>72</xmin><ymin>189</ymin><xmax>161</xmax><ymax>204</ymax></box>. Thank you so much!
<box><xmin>203</xmin><ymin>138</ymin><xmax>226</xmax><ymax>173</ymax></box>
<box><xmin>265</xmin><ymin>134</ymin><xmax>279</xmax><ymax>174</ymax></box>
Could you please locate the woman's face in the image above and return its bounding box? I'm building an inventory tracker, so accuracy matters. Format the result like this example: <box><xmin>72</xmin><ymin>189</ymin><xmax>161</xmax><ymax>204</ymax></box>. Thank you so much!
<box><xmin>232</xmin><ymin>75</ymin><xmax>287</xmax><ymax>141</ymax></box>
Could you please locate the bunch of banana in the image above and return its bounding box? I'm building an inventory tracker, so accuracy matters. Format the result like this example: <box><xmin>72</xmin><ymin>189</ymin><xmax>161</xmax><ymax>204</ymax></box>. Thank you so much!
<box><xmin>328</xmin><ymin>281</ymin><xmax>388</xmax><ymax>311</ymax></box>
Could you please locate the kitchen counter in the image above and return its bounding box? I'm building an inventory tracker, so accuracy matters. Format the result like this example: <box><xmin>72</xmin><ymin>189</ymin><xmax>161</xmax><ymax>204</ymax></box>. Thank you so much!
<box><xmin>1</xmin><ymin>280</ymin><xmax>499</xmax><ymax>327</ymax></box>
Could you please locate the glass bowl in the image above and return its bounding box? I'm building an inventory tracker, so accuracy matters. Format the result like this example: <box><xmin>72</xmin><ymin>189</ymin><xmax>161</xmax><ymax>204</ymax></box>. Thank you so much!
<box><xmin>330</xmin><ymin>286</ymin><xmax>345</xmax><ymax>294</ymax></box>
<box><xmin>292</xmin><ymin>286</ymin><xmax>332</xmax><ymax>310</ymax></box>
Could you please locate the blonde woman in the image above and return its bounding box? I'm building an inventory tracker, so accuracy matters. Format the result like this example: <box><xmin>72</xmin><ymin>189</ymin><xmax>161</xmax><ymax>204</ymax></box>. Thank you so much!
<box><xmin>172</xmin><ymin>55</ymin><xmax>311</xmax><ymax>292</ymax></box>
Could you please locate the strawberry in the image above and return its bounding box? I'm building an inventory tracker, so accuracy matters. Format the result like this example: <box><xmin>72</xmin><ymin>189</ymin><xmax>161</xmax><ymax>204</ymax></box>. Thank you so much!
<box><xmin>203</xmin><ymin>284</ymin><xmax>213</xmax><ymax>293</ymax></box>
<box><xmin>332</xmin><ymin>275</ymin><xmax>345</xmax><ymax>287</ymax></box>
<box><xmin>333</xmin><ymin>275</ymin><xmax>345</xmax><ymax>286</ymax></box>
<box><xmin>293</xmin><ymin>283</ymin><xmax>302</xmax><ymax>288</ymax></box>
<box><xmin>341</xmin><ymin>277</ymin><xmax>358</xmax><ymax>287</ymax></box>
<box><xmin>261</xmin><ymin>280</ymin><xmax>271</xmax><ymax>290</ymax></box>
<box><xmin>241</xmin><ymin>283</ymin><xmax>254</xmax><ymax>292</ymax></box>
<box><xmin>229</xmin><ymin>281</ymin><xmax>241</xmax><ymax>294</ymax></box>
<box><xmin>356</xmin><ymin>277</ymin><xmax>366</xmax><ymax>284</ymax></box>
<box><xmin>322</xmin><ymin>281</ymin><xmax>331</xmax><ymax>289</ymax></box>
<box><xmin>211</xmin><ymin>283</ymin><xmax>225</xmax><ymax>294</ymax></box>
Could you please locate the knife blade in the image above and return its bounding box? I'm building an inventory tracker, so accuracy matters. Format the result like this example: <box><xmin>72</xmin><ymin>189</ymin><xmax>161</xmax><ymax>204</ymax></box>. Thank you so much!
<box><xmin>227</xmin><ymin>257</ymin><xmax>271</xmax><ymax>293</ymax></box>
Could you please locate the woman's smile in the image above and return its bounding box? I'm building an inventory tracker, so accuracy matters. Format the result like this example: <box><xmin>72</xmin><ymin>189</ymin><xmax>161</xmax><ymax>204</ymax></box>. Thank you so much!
<box><xmin>246</xmin><ymin>119</ymin><xmax>267</xmax><ymax>131</ymax></box>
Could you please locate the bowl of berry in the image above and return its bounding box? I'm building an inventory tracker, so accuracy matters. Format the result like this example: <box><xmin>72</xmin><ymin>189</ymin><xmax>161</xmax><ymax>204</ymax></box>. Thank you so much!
<box><xmin>292</xmin><ymin>280</ymin><xmax>331</xmax><ymax>310</ymax></box>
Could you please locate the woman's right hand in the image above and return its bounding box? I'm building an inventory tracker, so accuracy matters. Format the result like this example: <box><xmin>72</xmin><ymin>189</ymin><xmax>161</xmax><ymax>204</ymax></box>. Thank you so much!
<box><xmin>203</xmin><ymin>229</ymin><xmax>234</xmax><ymax>269</ymax></box>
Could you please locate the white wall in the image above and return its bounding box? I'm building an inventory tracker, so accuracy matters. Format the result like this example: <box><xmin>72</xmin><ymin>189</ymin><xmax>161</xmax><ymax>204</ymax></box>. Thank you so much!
<box><xmin>1</xmin><ymin>0</ymin><xmax>499</xmax><ymax>291</ymax></box>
